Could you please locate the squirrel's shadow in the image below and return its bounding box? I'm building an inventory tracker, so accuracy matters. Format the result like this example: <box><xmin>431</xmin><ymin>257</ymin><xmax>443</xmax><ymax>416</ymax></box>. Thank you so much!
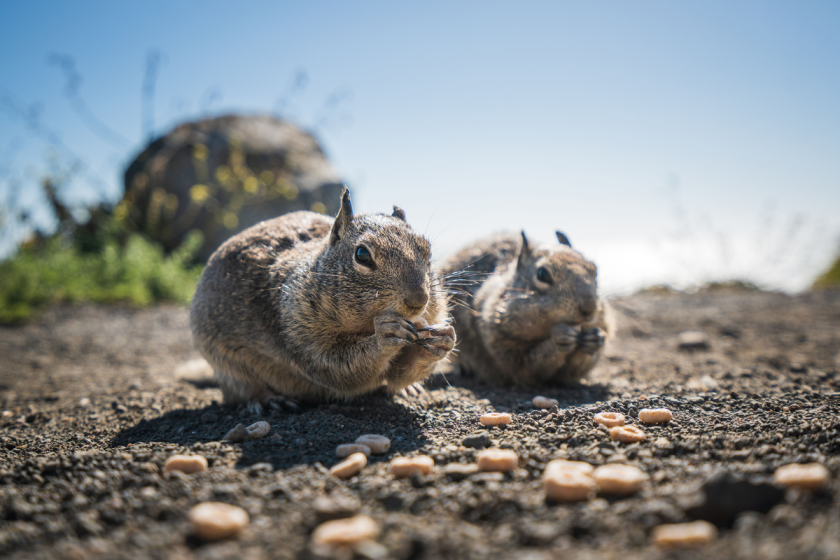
<box><xmin>109</xmin><ymin>389</ymin><xmax>426</xmax><ymax>470</ymax></box>
<box><xmin>428</xmin><ymin>369</ymin><xmax>614</xmax><ymax>411</ymax></box>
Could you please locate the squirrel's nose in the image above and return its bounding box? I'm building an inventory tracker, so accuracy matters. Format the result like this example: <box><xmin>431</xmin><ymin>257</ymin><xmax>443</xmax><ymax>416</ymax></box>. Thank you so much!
<box><xmin>580</xmin><ymin>295</ymin><xmax>598</xmax><ymax>318</ymax></box>
<box><xmin>404</xmin><ymin>287</ymin><xmax>429</xmax><ymax>315</ymax></box>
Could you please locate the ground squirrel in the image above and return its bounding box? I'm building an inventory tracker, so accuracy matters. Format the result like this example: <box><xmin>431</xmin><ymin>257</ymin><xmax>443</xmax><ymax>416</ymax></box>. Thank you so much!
<box><xmin>440</xmin><ymin>231</ymin><xmax>612</xmax><ymax>386</ymax></box>
<box><xmin>190</xmin><ymin>189</ymin><xmax>455</xmax><ymax>411</ymax></box>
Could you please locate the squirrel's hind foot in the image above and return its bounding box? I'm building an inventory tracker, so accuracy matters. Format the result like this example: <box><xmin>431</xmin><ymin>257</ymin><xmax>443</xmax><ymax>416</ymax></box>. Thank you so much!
<box><xmin>400</xmin><ymin>383</ymin><xmax>427</xmax><ymax>398</ymax></box>
<box><xmin>247</xmin><ymin>395</ymin><xmax>301</xmax><ymax>416</ymax></box>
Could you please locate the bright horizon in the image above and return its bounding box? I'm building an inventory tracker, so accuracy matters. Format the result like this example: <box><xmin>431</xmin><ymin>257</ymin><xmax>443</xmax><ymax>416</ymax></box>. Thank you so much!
<box><xmin>1</xmin><ymin>1</ymin><xmax>838</xmax><ymax>294</ymax></box>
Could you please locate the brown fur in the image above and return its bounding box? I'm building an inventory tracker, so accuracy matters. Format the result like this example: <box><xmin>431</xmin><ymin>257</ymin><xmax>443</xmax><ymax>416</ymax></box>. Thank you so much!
<box><xmin>190</xmin><ymin>189</ymin><xmax>454</xmax><ymax>407</ymax></box>
<box><xmin>440</xmin><ymin>231</ymin><xmax>612</xmax><ymax>386</ymax></box>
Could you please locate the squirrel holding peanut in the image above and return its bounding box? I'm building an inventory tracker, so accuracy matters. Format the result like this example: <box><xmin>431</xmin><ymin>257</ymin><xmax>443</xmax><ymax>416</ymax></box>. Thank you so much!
<box><xmin>190</xmin><ymin>188</ymin><xmax>455</xmax><ymax>412</ymax></box>
<box><xmin>440</xmin><ymin>231</ymin><xmax>613</xmax><ymax>386</ymax></box>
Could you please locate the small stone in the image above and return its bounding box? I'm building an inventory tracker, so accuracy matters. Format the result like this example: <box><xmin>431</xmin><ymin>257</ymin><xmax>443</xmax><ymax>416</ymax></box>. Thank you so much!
<box><xmin>653</xmin><ymin>521</ymin><xmax>717</xmax><ymax>549</ymax></box>
<box><xmin>189</xmin><ymin>502</ymin><xmax>249</xmax><ymax>541</ymax></box>
<box><xmin>79</xmin><ymin>398</ymin><xmax>91</xmax><ymax>407</ymax></box>
<box><xmin>336</xmin><ymin>444</ymin><xmax>372</xmax><ymax>458</ymax></box>
<box><xmin>477</xmin><ymin>448</ymin><xmax>518</xmax><ymax>472</ymax></box>
<box><xmin>774</xmin><ymin>463</ymin><xmax>830</xmax><ymax>491</ymax></box>
<box><xmin>312</xmin><ymin>495</ymin><xmax>361</xmax><ymax>522</ymax></box>
<box><xmin>355</xmin><ymin>434</ymin><xmax>390</xmax><ymax>454</ymax></box>
<box><xmin>684</xmin><ymin>471</ymin><xmax>785</xmax><ymax>526</ymax></box>
<box><xmin>654</xmin><ymin>437</ymin><xmax>672</xmax><ymax>448</ymax></box>
<box><xmin>330</xmin><ymin>453</ymin><xmax>367</xmax><ymax>479</ymax></box>
<box><xmin>1</xmin><ymin>411</ymin><xmax>11</xmax><ymax>418</ymax></box>
<box><xmin>461</xmin><ymin>431</ymin><xmax>492</xmax><ymax>449</ymax></box>
<box><xmin>390</xmin><ymin>456</ymin><xmax>435</xmax><ymax>478</ymax></box>
<box><xmin>163</xmin><ymin>454</ymin><xmax>208</xmax><ymax>475</ymax></box>
<box><xmin>442</xmin><ymin>463</ymin><xmax>479</xmax><ymax>481</ymax></box>
<box><xmin>222</xmin><ymin>424</ymin><xmax>248</xmax><ymax>443</ymax></box>
<box><xmin>678</xmin><ymin>331</ymin><xmax>709</xmax><ymax>351</ymax></box>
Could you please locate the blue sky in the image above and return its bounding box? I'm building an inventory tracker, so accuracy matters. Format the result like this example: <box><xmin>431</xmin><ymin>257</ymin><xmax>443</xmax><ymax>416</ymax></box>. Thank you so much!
<box><xmin>1</xmin><ymin>1</ymin><xmax>838</xmax><ymax>292</ymax></box>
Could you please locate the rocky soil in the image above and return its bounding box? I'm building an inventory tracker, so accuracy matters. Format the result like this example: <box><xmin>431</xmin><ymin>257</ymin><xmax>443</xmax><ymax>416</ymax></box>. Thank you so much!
<box><xmin>1</xmin><ymin>290</ymin><xmax>839</xmax><ymax>559</ymax></box>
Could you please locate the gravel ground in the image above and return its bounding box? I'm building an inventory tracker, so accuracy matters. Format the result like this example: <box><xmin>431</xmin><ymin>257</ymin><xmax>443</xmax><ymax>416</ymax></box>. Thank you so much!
<box><xmin>1</xmin><ymin>289</ymin><xmax>839</xmax><ymax>559</ymax></box>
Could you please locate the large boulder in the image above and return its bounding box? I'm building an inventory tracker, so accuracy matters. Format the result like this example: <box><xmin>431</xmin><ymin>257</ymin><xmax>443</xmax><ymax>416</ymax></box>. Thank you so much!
<box><xmin>121</xmin><ymin>114</ymin><xmax>344</xmax><ymax>260</ymax></box>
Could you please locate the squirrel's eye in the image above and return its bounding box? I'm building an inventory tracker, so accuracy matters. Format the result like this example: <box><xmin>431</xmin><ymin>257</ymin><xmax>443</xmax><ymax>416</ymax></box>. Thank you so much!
<box><xmin>536</xmin><ymin>266</ymin><xmax>553</xmax><ymax>285</ymax></box>
<box><xmin>355</xmin><ymin>246</ymin><xmax>374</xmax><ymax>267</ymax></box>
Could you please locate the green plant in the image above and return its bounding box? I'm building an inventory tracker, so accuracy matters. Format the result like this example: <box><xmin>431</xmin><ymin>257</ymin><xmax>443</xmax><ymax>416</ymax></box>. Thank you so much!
<box><xmin>813</xmin><ymin>253</ymin><xmax>840</xmax><ymax>290</ymax></box>
<box><xmin>0</xmin><ymin>230</ymin><xmax>203</xmax><ymax>324</ymax></box>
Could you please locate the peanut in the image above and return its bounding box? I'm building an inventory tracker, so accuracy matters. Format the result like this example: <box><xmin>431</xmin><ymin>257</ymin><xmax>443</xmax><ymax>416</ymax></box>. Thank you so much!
<box><xmin>533</xmin><ymin>396</ymin><xmax>559</xmax><ymax>409</ymax></box>
<box><xmin>355</xmin><ymin>434</ymin><xmax>390</xmax><ymax>454</ymax></box>
<box><xmin>479</xmin><ymin>412</ymin><xmax>512</xmax><ymax>426</ymax></box>
<box><xmin>336</xmin><ymin>444</ymin><xmax>372</xmax><ymax>458</ymax></box>
<box><xmin>774</xmin><ymin>462</ymin><xmax>830</xmax><ymax>491</ymax></box>
<box><xmin>163</xmin><ymin>454</ymin><xmax>208</xmax><ymax>475</ymax></box>
<box><xmin>246</xmin><ymin>421</ymin><xmax>270</xmax><ymax>440</ymax></box>
<box><xmin>547</xmin><ymin>459</ymin><xmax>594</xmax><ymax>476</ymax></box>
<box><xmin>189</xmin><ymin>502</ymin><xmax>249</xmax><ymax>541</ymax></box>
<box><xmin>652</xmin><ymin>521</ymin><xmax>717</xmax><ymax>549</ymax></box>
<box><xmin>477</xmin><ymin>448</ymin><xmax>518</xmax><ymax>472</ymax></box>
<box><xmin>330</xmin><ymin>452</ymin><xmax>367</xmax><ymax>479</ymax></box>
<box><xmin>638</xmin><ymin>408</ymin><xmax>673</xmax><ymax>424</ymax></box>
<box><xmin>593</xmin><ymin>464</ymin><xmax>649</xmax><ymax>495</ymax></box>
<box><xmin>390</xmin><ymin>456</ymin><xmax>435</xmax><ymax>477</ymax></box>
<box><xmin>609</xmin><ymin>425</ymin><xmax>646</xmax><ymax>443</ymax></box>
<box><xmin>543</xmin><ymin>460</ymin><xmax>596</xmax><ymax>502</ymax></box>
<box><xmin>593</xmin><ymin>411</ymin><xmax>625</xmax><ymax>428</ymax></box>
<box><xmin>312</xmin><ymin>514</ymin><xmax>379</xmax><ymax>547</ymax></box>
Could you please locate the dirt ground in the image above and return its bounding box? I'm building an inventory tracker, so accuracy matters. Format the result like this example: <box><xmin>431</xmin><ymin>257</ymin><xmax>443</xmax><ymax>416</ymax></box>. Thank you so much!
<box><xmin>1</xmin><ymin>289</ymin><xmax>839</xmax><ymax>559</ymax></box>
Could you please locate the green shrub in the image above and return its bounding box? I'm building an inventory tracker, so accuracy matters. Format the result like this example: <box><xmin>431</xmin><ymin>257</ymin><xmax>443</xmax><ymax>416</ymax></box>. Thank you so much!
<box><xmin>813</xmin><ymin>253</ymin><xmax>840</xmax><ymax>290</ymax></box>
<box><xmin>0</xmin><ymin>231</ymin><xmax>204</xmax><ymax>324</ymax></box>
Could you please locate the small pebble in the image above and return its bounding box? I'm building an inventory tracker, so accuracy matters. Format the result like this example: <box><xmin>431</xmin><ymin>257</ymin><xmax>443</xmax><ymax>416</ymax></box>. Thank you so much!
<box><xmin>639</xmin><ymin>408</ymin><xmax>673</xmax><ymax>424</ymax></box>
<box><xmin>390</xmin><ymin>456</ymin><xmax>435</xmax><ymax>477</ymax></box>
<box><xmin>533</xmin><ymin>396</ymin><xmax>559</xmax><ymax>409</ymax></box>
<box><xmin>677</xmin><ymin>331</ymin><xmax>709</xmax><ymax>350</ymax></box>
<box><xmin>593</xmin><ymin>464</ymin><xmax>649</xmax><ymax>495</ymax></box>
<box><xmin>355</xmin><ymin>434</ymin><xmax>390</xmax><ymax>454</ymax></box>
<box><xmin>543</xmin><ymin>460</ymin><xmax>596</xmax><ymax>502</ymax></box>
<box><xmin>461</xmin><ymin>431</ymin><xmax>493</xmax><ymax>449</ymax></box>
<box><xmin>593</xmin><ymin>412</ymin><xmax>625</xmax><ymax>428</ymax></box>
<box><xmin>163</xmin><ymin>454</ymin><xmax>208</xmax><ymax>475</ymax></box>
<box><xmin>336</xmin><ymin>444</ymin><xmax>372</xmax><ymax>458</ymax></box>
<box><xmin>477</xmin><ymin>448</ymin><xmax>518</xmax><ymax>472</ymax></box>
<box><xmin>443</xmin><ymin>463</ymin><xmax>479</xmax><ymax>481</ymax></box>
<box><xmin>311</xmin><ymin>514</ymin><xmax>379</xmax><ymax>547</ymax></box>
<box><xmin>774</xmin><ymin>462</ymin><xmax>830</xmax><ymax>491</ymax></box>
<box><xmin>222</xmin><ymin>424</ymin><xmax>249</xmax><ymax>443</ymax></box>
<box><xmin>652</xmin><ymin>520</ymin><xmax>717</xmax><ymax>549</ymax></box>
<box><xmin>246</xmin><ymin>421</ymin><xmax>271</xmax><ymax>440</ymax></box>
<box><xmin>653</xmin><ymin>437</ymin><xmax>672</xmax><ymax>448</ymax></box>
<box><xmin>189</xmin><ymin>502</ymin><xmax>249</xmax><ymax>541</ymax></box>
<box><xmin>479</xmin><ymin>412</ymin><xmax>512</xmax><ymax>426</ymax></box>
<box><xmin>330</xmin><ymin>453</ymin><xmax>367</xmax><ymax>479</ymax></box>
<box><xmin>1</xmin><ymin>411</ymin><xmax>12</xmax><ymax>418</ymax></box>
<box><xmin>610</xmin><ymin>425</ymin><xmax>646</xmax><ymax>443</ymax></box>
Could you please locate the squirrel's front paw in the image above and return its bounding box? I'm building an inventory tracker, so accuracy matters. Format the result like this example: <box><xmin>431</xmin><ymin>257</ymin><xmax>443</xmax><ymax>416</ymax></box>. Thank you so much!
<box><xmin>577</xmin><ymin>327</ymin><xmax>606</xmax><ymax>353</ymax></box>
<box><xmin>552</xmin><ymin>323</ymin><xmax>581</xmax><ymax>352</ymax></box>
<box><xmin>414</xmin><ymin>323</ymin><xmax>455</xmax><ymax>360</ymax></box>
<box><xmin>375</xmin><ymin>313</ymin><xmax>419</xmax><ymax>348</ymax></box>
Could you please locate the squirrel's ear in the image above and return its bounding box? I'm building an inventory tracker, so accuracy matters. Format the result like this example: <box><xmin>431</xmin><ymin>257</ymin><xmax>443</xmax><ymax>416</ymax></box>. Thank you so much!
<box><xmin>516</xmin><ymin>230</ymin><xmax>532</xmax><ymax>270</ymax></box>
<box><xmin>555</xmin><ymin>231</ymin><xmax>571</xmax><ymax>247</ymax></box>
<box><xmin>329</xmin><ymin>187</ymin><xmax>353</xmax><ymax>246</ymax></box>
<box><xmin>392</xmin><ymin>206</ymin><xmax>406</xmax><ymax>221</ymax></box>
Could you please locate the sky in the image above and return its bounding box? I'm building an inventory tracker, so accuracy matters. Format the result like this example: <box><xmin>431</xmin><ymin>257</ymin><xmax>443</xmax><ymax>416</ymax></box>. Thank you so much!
<box><xmin>1</xmin><ymin>1</ymin><xmax>838</xmax><ymax>294</ymax></box>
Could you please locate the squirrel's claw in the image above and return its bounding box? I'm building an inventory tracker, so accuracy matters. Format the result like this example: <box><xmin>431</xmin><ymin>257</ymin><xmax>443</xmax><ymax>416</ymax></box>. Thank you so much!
<box><xmin>267</xmin><ymin>395</ymin><xmax>301</xmax><ymax>413</ymax></box>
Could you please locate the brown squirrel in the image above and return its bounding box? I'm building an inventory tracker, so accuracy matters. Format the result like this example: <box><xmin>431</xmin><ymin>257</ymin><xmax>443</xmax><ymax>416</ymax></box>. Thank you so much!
<box><xmin>190</xmin><ymin>189</ymin><xmax>455</xmax><ymax>412</ymax></box>
<box><xmin>439</xmin><ymin>231</ymin><xmax>612</xmax><ymax>386</ymax></box>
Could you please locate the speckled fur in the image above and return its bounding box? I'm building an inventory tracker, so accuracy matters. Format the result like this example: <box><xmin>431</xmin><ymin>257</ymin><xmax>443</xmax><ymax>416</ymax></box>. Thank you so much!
<box><xmin>190</xmin><ymin>189</ymin><xmax>454</xmax><ymax>405</ymax></box>
<box><xmin>440</xmin><ymin>232</ymin><xmax>613</xmax><ymax>386</ymax></box>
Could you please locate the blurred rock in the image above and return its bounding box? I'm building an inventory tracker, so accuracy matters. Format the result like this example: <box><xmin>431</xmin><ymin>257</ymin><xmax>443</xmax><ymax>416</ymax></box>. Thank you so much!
<box><xmin>682</xmin><ymin>471</ymin><xmax>785</xmax><ymax>527</ymax></box>
<box><xmin>122</xmin><ymin>114</ymin><xmax>344</xmax><ymax>260</ymax></box>
<box><xmin>678</xmin><ymin>331</ymin><xmax>710</xmax><ymax>351</ymax></box>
